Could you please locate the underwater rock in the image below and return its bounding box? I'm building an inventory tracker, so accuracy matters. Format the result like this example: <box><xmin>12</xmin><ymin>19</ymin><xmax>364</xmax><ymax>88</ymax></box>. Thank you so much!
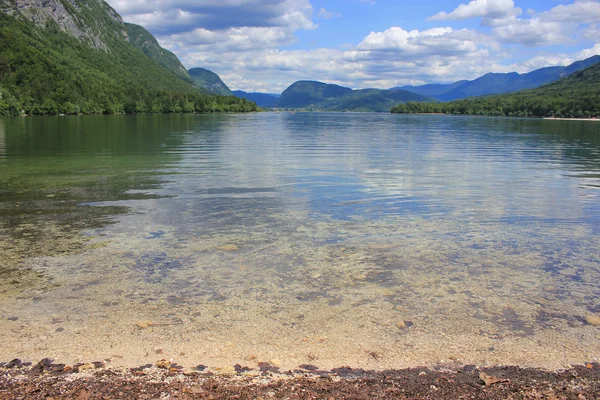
<box><xmin>396</xmin><ymin>321</ymin><xmax>407</xmax><ymax>329</ymax></box>
<box><xmin>136</xmin><ymin>320</ymin><xmax>153</xmax><ymax>329</ymax></box>
<box><xmin>217</xmin><ymin>244</ymin><xmax>239</xmax><ymax>251</ymax></box>
<box><xmin>156</xmin><ymin>359</ymin><xmax>171</xmax><ymax>369</ymax></box>
<box><xmin>270</xmin><ymin>359</ymin><xmax>281</xmax><ymax>367</ymax></box>
<box><xmin>585</xmin><ymin>315</ymin><xmax>600</xmax><ymax>326</ymax></box>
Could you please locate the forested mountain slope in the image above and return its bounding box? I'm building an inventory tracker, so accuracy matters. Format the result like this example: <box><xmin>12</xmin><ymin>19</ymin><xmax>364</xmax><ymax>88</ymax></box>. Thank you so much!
<box><xmin>391</xmin><ymin>62</ymin><xmax>600</xmax><ymax>118</ymax></box>
<box><xmin>0</xmin><ymin>0</ymin><xmax>257</xmax><ymax>115</ymax></box>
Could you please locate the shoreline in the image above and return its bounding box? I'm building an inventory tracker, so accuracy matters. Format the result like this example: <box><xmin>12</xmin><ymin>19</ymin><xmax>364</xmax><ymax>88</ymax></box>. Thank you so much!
<box><xmin>2</xmin><ymin>360</ymin><xmax>600</xmax><ymax>399</ymax></box>
<box><xmin>544</xmin><ymin>117</ymin><xmax>600</xmax><ymax>121</ymax></box>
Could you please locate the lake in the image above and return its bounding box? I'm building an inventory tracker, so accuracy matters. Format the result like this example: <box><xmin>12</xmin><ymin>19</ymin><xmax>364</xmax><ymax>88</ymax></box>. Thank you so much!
<box><xmin>1</xmin><ymin>112</ymin><xmax>599</xmax><ymax>370</ymax></box>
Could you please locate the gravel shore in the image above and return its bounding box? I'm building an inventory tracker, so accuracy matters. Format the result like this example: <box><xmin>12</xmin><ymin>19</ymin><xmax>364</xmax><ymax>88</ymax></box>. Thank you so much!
<box><xmin>2</xmin><ymin>359</ymin><xmax>600</xmax><ymax>399</ymax></box>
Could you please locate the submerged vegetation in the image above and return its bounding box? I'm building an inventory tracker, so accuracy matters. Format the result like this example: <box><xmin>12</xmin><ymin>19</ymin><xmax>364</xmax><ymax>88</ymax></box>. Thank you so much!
<box><xmin>0</xmin><ymin>13</ymin><xmax>258</xmax><ymax>116</ymax></box>
<box><xmin>391</xmin><ymin>62</ymin><xmax>600</xmax><ymax>118</ymax></box>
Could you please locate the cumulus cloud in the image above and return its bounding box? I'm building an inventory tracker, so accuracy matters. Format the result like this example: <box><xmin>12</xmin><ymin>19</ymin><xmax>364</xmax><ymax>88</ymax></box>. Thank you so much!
<box><xmin>492</xmin><ymin>19</ymin><xmax>571</xmax><ymax>46</ymax></box>
<box><xmin>431</xmin><ymin>0</ymin><xmax>600</xmax><ymax>47</ymax></box>
<box><xmin>111</xmin><ymin>0</ymin><xmax>315</xmax><ymax>34</ymax></box>
<box><xmin>357</xmin><ymin>27</ymin><xmax>482</xmax><ymax>56</ymax></box>
<box><xmin>106</xmin><ymin>0</ymin><xmax>600</xmax><ymax>92</ymax></box>
<box><xmin>430</xmin><ymin>0</ymin><xmax>522</xmax><ymax>22</ymax></box>
<box><xmin>577</xmin><ymin>43</ymin><xmax>600</xmax><ymax>59</ymax></box>
<box><xmin>543</xmin><ymin>0</ymin><xmax>600</xmax><ymax>24</ymax></box>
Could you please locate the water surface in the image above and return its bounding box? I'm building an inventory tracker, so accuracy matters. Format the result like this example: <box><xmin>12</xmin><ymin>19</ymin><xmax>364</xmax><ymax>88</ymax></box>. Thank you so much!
<box><xmin>1</xmin><ymin>113</ymin><xmax>600</xmax><ymax>370</ymax></box>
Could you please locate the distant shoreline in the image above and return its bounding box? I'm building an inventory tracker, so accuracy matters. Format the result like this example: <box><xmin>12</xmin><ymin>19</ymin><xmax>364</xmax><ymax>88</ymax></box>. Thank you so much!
<box><xmin>543</xmin><ymin>117</ymin><xmax>600</xmax><ymax>121</ymax></box>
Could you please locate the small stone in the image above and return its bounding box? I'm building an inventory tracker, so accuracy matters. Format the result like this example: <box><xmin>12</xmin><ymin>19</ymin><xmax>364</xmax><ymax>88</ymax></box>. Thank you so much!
<box><xmin>155</xmin><ymin>349</ymin><xmax>164</xmax><ymax>354</ymax></box>
<box><xmin>78</xmin><ymin>364</ymin><xmax>95</xmax><ymax>372</ymax></box>
<box><xmin>92</xmin><ymin>361</ymin><xmax>105</xmax><ymax>369</ymax></box>
<box><xmin>189</xmin><ymin>385</ymin><xmax>205</xmax><ymax>394</ymax></box>
<box><xmin>380</xmin><ymin>289</ymin><xmax>394</xmax><ymax>297</ymax></box>
<box><xmin>299</xmin><ymin>364</ymin><xmax>319</xmax><ymax>371</ymax></box>
<box><xmin>419</xmin><ymin>371</ymin><xmax>426</xmax><ymax>377</ymax></box>
<box><xmin>479</xmin><ymin>372</ymin><xmax>508</xmax><ymax>386</ymax></box>
<box><xmin>7</xmin><ymin>317</ymin><xmax>18</xmax><ymax>321</ymax></box>
<box><xmin>585</xmin><ymin>315</ymin><xmax>600</xmax><ymax>326</ymax></box>
<box><xmin>244</xmin><ymin>354</ymin><xmax>257</xmax><ymax>361</ymax></box>
<box><xmin>217</xmin><ymin>244</ymin><xmax>239</xmax><ymax>251</ymax></box>
<box><xmin>156</xmin><ymin>359</ymin><xmax>171</xmax><ymax>369</ymax></box>
<box><xmin>136</xmin><ymin>320</ymin><xmax>153</xmax><ymax>329</ymax></box>
<box><xmin>396</xmin><ymin>321</ymin><xmax>407</xmax><ymax>329</ymax></box>
<box><xmin>352</xmin><ymin>274</ymin><xmax>367</xmax><ymax>280</ymax></box>
<box><xmin>215</xmin><ymin>365</ymin><xmax>236</xmax><ymax>375</ymax></box>
<box><xmin>270</xmin><ymin>359</ymin><xmax>281</xmax><ymax>367</ymax></box>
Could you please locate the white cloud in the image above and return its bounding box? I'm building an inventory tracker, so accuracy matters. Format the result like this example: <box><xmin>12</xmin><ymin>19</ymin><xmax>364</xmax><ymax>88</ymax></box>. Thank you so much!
<box><xmin>430</xmin><ymin>0</ymin><xmax>521</xmax><ymax>22</ymax></box>
<box><xmin>543</xmin><ymin>0</ymin><xmax>600</xmax><ymax>24</ymax></box>
<box><xmin>110</xmin><ymin>0</ymin><xmax>315</xmax><ymax>33</ymax></box>
<box><xmin>106</xmin><ymin>0</ymin><xmax>600</xmax><ymax>92</ymax></box>
<box><xmin>492</xmin><ymin>19</ymin><xmax>571</xmax><ymax>46</ymax></box>
<box><xmin>357</xmin><ymin>27</ymin><xmax>482</xmax><ymax>56</ymax></box>
<box><xmin>317</xmin><ymin>7</ymin><xmax>340</xmax><ymax>19</ymax></box>
<box><xmin>577</xmin><ymin>43</ymin><xmax>600</xmax><ymax>59</ymax></box>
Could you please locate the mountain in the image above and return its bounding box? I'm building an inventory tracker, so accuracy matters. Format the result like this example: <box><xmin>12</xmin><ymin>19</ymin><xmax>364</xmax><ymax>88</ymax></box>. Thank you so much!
<box><xmin>232</xmin><ymin>91</ymin><xmax>280</xmax><ymax>108</ymax></box>
<box><xmin>125</xmin><ymin>23</ymin><xmax>190</xmax><ymax>81</ymax></box>
<box><xmin>188</xmin><ymin>68</ymin><xmax>233</xmax><ymax>96</ymax></box>
<box><xmin>0</xmin><ymin>0</ymin><xmax>256</xmax><ymax>115</ymax></box>
<box><xmin>399</xmin><ymin>55</ymin><xmax>600</xmax><ymax>101</ymax></box>
<box><xmin>276</xmin><ymin>81</ymin><xmax>432</xmax><ymax>111</ymax></box>
<box><xmin>397</xmin><ymin>81</ymin><xmax>467</xmax><ymax>98</ymax></box>
<box><xmin>391</xmin><ymin>61</ymin><xmax>600</xmax><ymax>118</ymax></box>
<box><xmin>277</xmin><ymin>81</ymin><xmax>354</xmax><ymax>108</ymax></box>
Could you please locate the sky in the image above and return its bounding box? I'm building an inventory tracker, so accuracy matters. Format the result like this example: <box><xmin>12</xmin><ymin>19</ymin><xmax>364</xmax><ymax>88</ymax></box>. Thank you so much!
<box><xmin>106</xmin><ymin>0</ymin><xmax>600</xmax><ymax>93</ymax></box>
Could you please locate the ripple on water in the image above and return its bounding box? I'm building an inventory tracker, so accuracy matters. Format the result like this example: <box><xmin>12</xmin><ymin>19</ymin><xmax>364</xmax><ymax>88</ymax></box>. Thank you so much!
<box><xmin>0</xmin><ymin>113</ymin><xmax>600</xmax><ymax>370</ymax></box>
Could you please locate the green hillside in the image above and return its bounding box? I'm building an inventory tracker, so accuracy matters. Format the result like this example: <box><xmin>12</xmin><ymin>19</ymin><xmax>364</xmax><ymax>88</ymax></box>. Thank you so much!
<box><xmin>276</xmin><ymin>81</ymin><xmax>432</xmax><ymax>111</ymax></box>
<box><xmin>391</xmin><ymin>62</ymin><xmax>600</xmax><ymax>118</ymax></box>
<box><xmin>399</xmin><ymin>55</ymin><xmax>600</xmax><ymax>101</ymax></box>
<box><xmin>277</xmin><ymin>81</ymin><xmax>353</xmax><ymax>108</ymax></box>
<box><xmin>0</xmin><ymin>0</ymin><xmax>257</xmax><ymax>115</ymax></box>
<box><xmin>125</xmin><ymin>23</ymin><xmax>191</xmax><ymax>82</ymax></box>
<box><xmin>188</xmin><ymin>68</ymin><xmax>233</xmax><ymax>96</ymax></box>
<box><xmin>317</xmin><ymin>88</ymin><xmax>432</xmax><ymax>112</ymax></box>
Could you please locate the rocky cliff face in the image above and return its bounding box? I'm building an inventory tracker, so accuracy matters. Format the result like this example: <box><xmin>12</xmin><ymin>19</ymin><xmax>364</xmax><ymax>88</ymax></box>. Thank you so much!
<box><xmin>0</xmin><ymin>0</ymin><xmax>127</xmax><ymax>51</ymax></box>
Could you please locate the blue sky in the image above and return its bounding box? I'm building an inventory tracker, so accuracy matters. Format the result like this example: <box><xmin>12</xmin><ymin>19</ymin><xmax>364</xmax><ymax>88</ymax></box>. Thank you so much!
<box><xmin>107</xmin><ymin>0</ymin><xmax>600</xmax><ymax>92</ymax></box>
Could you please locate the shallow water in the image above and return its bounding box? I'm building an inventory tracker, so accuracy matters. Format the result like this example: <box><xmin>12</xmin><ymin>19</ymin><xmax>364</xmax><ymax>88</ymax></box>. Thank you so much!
<box><xmin>1</xmin><ymin>113</ymin><xmax>600</xmax><ymax>371</ymax></box>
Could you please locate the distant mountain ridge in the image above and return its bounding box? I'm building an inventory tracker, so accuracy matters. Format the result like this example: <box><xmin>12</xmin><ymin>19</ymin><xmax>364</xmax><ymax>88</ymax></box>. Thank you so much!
<box><xmin>277</xmin><ymin>81</ymin><xmax>354</xmax><ymax>108</ymax></box>
<box><xmin>232</xmin><ymin>91</ymin><xmax>280</xmax><ymax>107</ymax></box>
<box><xmin>398</xmin><ymin>55</ymin><xmax>600</xmax><ymax>101</ymax></box>
<box><xmin>391</xmin><ymin>60</ymin><xmax>600</xmax><ymax>118</ymax></box>
<box><xmin>275</xmin><ymin>81</ymin><xmax>433</xmax><ymax>111</ymax></box>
